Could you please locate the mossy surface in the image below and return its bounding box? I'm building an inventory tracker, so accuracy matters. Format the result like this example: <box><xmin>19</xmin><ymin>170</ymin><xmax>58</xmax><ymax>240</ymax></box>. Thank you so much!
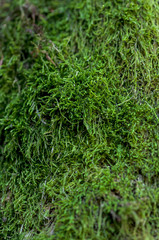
<box><xmin>0</xmin><ymin>0</ymin><xmax>159</xmax><ymax>239</ymax></box>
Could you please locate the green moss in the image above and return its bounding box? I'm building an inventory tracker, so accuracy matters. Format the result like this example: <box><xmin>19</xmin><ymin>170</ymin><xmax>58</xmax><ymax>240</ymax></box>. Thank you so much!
<box><xmin>0</xmin><ymin>0</ymin><xmax>159</xmax><ymax>239</ymax></box>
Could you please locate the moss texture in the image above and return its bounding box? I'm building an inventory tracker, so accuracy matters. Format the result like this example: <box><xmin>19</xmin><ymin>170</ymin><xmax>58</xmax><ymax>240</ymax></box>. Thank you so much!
<box><xmin>0</xmin><ymin>0</ymin><xmax>159</xmax><ymax>239</ymax></box>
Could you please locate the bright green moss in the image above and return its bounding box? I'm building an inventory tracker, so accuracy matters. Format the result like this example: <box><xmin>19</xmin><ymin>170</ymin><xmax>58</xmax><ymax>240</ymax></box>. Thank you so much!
<box><xmin>0</xmin><ymin>0</ymin><xmax>159</xmax><ymax>239</ymax></box>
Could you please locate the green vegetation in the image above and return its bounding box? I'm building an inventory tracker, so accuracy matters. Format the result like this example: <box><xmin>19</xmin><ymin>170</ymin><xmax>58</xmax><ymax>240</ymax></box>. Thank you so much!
<box><xmin>0</xmin><ymin>0</ymin><xmax>158</xmax><ymax>239</ymax></box>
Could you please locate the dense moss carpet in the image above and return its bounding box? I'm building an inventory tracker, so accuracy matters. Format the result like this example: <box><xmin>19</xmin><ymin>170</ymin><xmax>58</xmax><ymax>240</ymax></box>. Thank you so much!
<box><xmin>0</xmin><ymin>0</ymin><xmax>158</xmax><ymax>239</ymax></box>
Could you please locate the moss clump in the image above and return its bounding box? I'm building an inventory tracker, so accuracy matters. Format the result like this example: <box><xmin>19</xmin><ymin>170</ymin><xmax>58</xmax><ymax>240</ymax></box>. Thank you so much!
<box><xmin>0</xmin><ymin>0</ymin><xmax>159</xmax><ymax>239</ymax></box>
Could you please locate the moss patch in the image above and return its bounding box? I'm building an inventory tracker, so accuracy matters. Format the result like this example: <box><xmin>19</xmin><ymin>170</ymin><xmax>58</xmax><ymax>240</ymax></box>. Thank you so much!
<box><xmin>0</xmin><ymin>0</ymin><xmax>159</xmax><ymax>239</ymax></box>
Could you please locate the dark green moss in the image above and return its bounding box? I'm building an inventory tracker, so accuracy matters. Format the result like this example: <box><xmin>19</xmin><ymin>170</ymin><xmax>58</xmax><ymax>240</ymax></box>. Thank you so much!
<box><xmin>0</xmin><ymin>0</ymin><xmax>159</xmax><ymax>239</ymax></box>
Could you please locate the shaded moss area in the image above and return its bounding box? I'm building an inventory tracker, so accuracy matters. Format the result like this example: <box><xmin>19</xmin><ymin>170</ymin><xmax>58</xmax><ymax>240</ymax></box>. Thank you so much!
<box><xmin>0</xmin><ymin>0</ymin><xmax>159</xmax><ymax>239</ymax></box>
